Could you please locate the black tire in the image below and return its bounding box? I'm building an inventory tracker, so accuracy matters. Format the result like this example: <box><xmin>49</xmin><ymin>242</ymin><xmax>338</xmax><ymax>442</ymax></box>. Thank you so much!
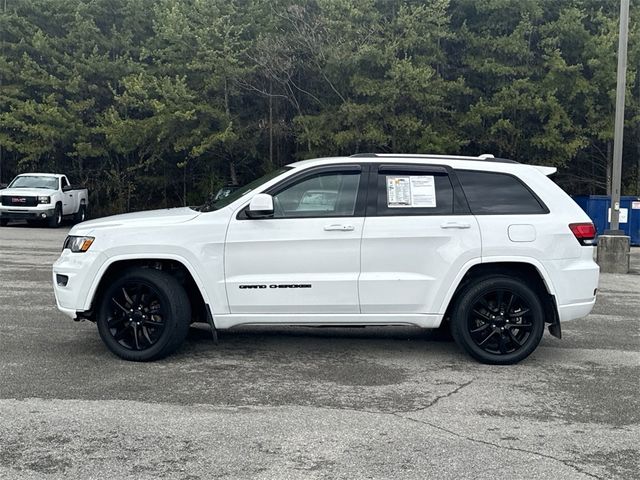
<box><xmin>451</xmin><ymin>275</ymin><xmax>545</xmax><ymax>365</ymax></box>
<box><xmin>97</xmin><ymin>267</ymin><xmax>191</xmax><ymax>361</ymax></box>
<box><xmin>0</xmin><ymin>218</ymin><xmax>7</xmax><ymax>227</ymax></box>
<box><xmin>74</xmin><ymin>204</ymin><xmax>87</xmax><ymax>223</ymax></box>
<box><xmin>48</xmin><ymin>204</ymin><xmax>62</xmax><ymax>228</ymax></box>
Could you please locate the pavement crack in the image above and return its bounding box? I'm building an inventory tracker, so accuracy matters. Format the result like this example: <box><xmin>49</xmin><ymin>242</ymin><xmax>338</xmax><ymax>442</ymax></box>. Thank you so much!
<box><xmin>391</xmin><ymin>379</ymin><xmax>474</xmax><ymax>414</ymax></box>
<box><xmin>393</xmin><ymin>413</ymin><xmax>604</xmax><ymax>480</ymax></box>
<box><xmin>298</xmin><ymin>401</ymin><xmax>603</xmax><ymax>480</ymax></box>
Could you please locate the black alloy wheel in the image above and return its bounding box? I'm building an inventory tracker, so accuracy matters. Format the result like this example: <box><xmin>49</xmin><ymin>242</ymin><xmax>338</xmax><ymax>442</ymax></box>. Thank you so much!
<box><xmin>106</xmin><ymin>282</ymin><xmax>167</xmax><ymax>351</ymax></box>
<box><xmin>451</xmin><ymin>276</ymin><xmax>545</xmax><ymax>365</ymax></box>
<box><xmin>97</xmin><ymin>268</ymin><xmax>191</xmax><ymax>361</ymax></box>
<box><xmin>468</xmin><ymin>289</ymin><xmax>533</xmax><ymax>355</ymax></box>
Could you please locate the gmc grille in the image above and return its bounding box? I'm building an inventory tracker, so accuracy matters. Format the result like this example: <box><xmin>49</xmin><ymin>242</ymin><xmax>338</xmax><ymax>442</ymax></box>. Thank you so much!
<box><xmin>1</xmin><ymin>196</ymin><xmax>38</xmax><ymax>207</ymax></box>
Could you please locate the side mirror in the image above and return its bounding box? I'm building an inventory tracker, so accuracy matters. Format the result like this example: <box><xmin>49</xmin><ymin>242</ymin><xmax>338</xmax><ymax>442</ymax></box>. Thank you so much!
<box><xmin>62</xmin><ymin>185</ymin><xmax>73</xmax><ymax>192</ymax></box>
<box><xmin>247</xmin><ymin>193</ymin><xmax>274</xmax><ymax>218</ymax></box>
<box><xmin>0</xmin><ymin>183</ymin><xmax>7</xmax><ymax>189</ymax></box>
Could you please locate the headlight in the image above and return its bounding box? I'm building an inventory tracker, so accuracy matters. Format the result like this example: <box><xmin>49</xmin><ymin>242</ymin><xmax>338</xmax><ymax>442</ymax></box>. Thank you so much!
<box><xmin>38</xmin><ymin>196</ymin><xmax>50</xmax><ymax>204</ymax></box>
<box><xmin>63</xmin><ymin>235</ymin><xmax>95</xmax><ymax>253</ymax></box>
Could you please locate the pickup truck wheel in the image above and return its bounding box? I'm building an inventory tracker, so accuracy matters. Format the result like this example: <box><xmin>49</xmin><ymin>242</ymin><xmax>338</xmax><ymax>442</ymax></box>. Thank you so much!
<box><xmin>74</xmin><ymin>204</ymin><xmax>87</xmax><ymax>223</ymax></box>
<box><xmin>97</xmin><ymin>268</ymin><xmax>191</xmax><ymax>361</ymax></box>
<box><xmin>48</xmin><ymin>204</ymin><xmax>62</xmax><ymax>228</ymax></box>
<box><xmin>0</xmin><ymin>218</ymin><xmax>7</xmax><ymax>227</ymax></box>
<box><xmin>451</xmin><ymin>276</ymin><xmax>545</xmax><ymax>365</ymax></box>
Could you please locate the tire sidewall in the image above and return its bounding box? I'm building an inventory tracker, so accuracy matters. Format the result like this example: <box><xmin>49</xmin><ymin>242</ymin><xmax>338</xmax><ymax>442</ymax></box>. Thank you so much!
<box><xmin>49</xmin><ymin>204</ymin><xmax>62</xmax><ymax>228</ymax></box>
<box><xmin>97</xmin><ymin>269</ymin><xmax>188</xmax><ymax>361</ymax></box>
<box><xmin>452</xmin><ymin>277</ymin><xmax>545</xmax><ymax>365</ymax></box>
<box><xmin>77</xmin><ymin>205</ymin><xmax>86</xmax><ymax>223</ymax></box>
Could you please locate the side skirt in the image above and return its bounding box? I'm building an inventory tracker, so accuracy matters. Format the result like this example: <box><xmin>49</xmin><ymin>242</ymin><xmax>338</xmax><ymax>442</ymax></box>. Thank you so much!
<box><xmin>212</xmin><ymin>313</ymin><xmax>443</xmax><ymax>330</ymax></box>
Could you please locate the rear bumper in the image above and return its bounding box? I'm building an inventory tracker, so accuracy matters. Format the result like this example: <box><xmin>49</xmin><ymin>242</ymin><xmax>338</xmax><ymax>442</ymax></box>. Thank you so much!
<box><xmin>558</xmin><ymin>298</ymin><xmax>597</xmax><ymax>322</ymax></box>
<box><xmin>543</xmin><ymin>249</ymin><xmax>599</xmax><ymax>322</ymax></box>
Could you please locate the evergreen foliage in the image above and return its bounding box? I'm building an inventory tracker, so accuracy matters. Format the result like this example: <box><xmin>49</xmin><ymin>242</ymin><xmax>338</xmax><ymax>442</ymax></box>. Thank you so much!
<box><xmin>0</xmin><ymin>0</ymin><xmax>638</xmax><ymax>214</ymax></box>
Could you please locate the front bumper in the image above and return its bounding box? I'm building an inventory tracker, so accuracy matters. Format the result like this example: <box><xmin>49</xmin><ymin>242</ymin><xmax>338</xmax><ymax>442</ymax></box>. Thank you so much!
<box><xmin>0</xmin><ymin>205</ymin><xmax>56</xmax><ymax>221</ymax></box>
<box><xmin>53</xmin><ymin>249</ymin><xmax>108</xmax><ymax>319</ymax></box>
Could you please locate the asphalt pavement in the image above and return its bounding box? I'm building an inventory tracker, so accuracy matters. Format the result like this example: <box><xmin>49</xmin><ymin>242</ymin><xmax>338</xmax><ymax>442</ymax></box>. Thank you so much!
<box><xmin>0</xmin><ymin>224</ymin><xmax>638</xmax><ymax>479</ymax></box>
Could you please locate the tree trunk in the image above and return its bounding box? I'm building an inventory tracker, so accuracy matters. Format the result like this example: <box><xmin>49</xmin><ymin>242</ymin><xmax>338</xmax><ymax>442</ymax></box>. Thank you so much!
<box><xmin>268</xmin><ymin>80</ymin><xmax>274</xmax><ymax>171</ymax></box>
<box><xmin>230</xmin><ymin>161</ymin><xmax>238</xmax><ymax>186</ymax></box>
<box><xmin>183</xmin><ymin>163</ymin><xmax>187</xmax><ymax>207</ymax></box>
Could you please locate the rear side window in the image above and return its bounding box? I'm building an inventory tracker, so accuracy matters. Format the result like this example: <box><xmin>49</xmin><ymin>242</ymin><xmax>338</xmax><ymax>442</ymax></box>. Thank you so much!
<box><xmin>456</xmin><ymin>170</ymin><xmax>547</xmax><ymax>215</ymax></box>
<box><xmin>376</xmin><ymin>170</ymin><xmax>454</xmax><ymax>215</ymax></box>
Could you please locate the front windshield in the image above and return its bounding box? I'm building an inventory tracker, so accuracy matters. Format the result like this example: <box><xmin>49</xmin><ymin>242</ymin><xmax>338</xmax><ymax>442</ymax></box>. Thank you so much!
<box><xmin>195</xmin><ymin>167</ymin><xmax>290</xmax><ymax>212</ymax></box>
<box><xmin>9</xmin><ymin>175</ymin><xmax>59</xmax><ymax>190</ymax></box>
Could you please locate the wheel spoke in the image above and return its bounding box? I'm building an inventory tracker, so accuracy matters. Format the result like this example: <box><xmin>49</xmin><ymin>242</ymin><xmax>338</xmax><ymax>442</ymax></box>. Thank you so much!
<box><xmin>122</xmin><ymin>287</ymin><xmax>133</xmax><ymax>306</ymax></box>
<box><xmin>505</xmin><ymin>293</ymin><xmax>515</xmax><ymax>315</ymax></box>
<box><xmin>111</xmin><ymin>298</ymin><xmax>129</xmax><ymax>314</ymax></box>
<box><xmin>496</xmin><ymin>290</ymin><xmax>504</xmax><ymax>310</ymax></box>
<box><xmin>478</xmin><ymin>330</ymin><xmax>497</xmax><ymax>346</ymax></box>
<box><xmin>142</xmin><ymin>326</ymin><xmax>153</xmax><ymax>345</ymax></box>
<box><xmin>472</xmin><ymin>309</ymin><xmax>492</xmax><ymax>322</ymax></box>
<box><xmin>142</xmin><ymin>318</ymin><xmax>163</xmax><ymax>327</ymax></box>
<box><xmin>508</xmin><ymin>330</ymin><xmax>524</xmax><ymax>346</ymax></box>
<box><xmin>132</xmin><ymin>324</ymin><xmax>140</xmax><ymax>350</ymax></box>
<box><xmin>107</xmin><ymin>315</ymin><xmax>125</xmax><ymax>326</ymax></box>
<box><xmin>471</xmin><ymin>323</ymin><xmax>491</xmax><ymax>334</ymax></box>
<box><xmin>498</xmin><ymin>333</ymin><xmax>508</xmax><ymax>354</ymax></box>
<box><xmin>113</xmin><ymin>327</ymin><xmax>128</xmax><ymax>341</ymax></box>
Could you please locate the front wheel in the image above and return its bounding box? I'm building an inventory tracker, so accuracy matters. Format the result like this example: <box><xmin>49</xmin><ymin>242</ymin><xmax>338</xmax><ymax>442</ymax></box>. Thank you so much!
<box><xmin>451</xmin><ymin>276</ymin><xmax>545</xmax><ymax>365</ymax></box>
<box><xmin>0</xmin><ymin>218</ymin><xmax>7</xmax><ymax>227</ymax></box>
<box><xmin>48</xmin><ymin>204</ymin><xmax>62</xmax><ymax>228</ymax></box>
<box><xmin>97</xmin><ymin>268</ymin><xmax>191</xmax><ymax>361</ymax></box>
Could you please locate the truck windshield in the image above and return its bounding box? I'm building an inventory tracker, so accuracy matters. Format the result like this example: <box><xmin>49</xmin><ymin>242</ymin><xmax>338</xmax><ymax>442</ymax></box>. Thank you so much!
<box><xmin>9</xmin><ymin>176</ymin><xmax>59</xmax><ymax>190</ymax></box>
<box><xmin>194</xmin><ymin>167</ymin><xmax>290</xmax><ymax>212</ymax></box>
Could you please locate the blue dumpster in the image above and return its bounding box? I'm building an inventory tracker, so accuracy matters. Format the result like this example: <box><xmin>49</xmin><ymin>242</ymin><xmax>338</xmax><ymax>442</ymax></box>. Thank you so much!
<box><xmin>572</xmin><ymin>195</ymin><xmax>640</xmax><ymax>246</ymax></box>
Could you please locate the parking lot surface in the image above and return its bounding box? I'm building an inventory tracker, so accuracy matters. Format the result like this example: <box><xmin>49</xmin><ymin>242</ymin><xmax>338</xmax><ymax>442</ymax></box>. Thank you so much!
<box><xmin>0</xmin><ymin>224</ymin><xmax>638</xmax><ymax>479</ymax></box>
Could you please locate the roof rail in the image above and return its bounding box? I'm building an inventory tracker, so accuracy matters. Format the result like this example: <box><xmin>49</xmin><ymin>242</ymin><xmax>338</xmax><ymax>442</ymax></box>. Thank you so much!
<box><xmin>349</xmin><ymin>153</ymin><xmax>518</xmax><ymax>164</ymax></box>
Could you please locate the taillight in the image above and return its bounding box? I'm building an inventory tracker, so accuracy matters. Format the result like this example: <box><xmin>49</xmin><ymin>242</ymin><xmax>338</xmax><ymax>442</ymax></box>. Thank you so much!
<box><xmin>569</xmin><ymin>223</ymin><xmax>596</xmax><ymax>246</ymax></box>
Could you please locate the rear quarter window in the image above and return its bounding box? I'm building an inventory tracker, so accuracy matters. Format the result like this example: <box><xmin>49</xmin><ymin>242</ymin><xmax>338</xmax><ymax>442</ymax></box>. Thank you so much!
<box><xmin>456</xmin><ymin>170</ymin><xmax>548</xmax><ymax>215</ymax></box>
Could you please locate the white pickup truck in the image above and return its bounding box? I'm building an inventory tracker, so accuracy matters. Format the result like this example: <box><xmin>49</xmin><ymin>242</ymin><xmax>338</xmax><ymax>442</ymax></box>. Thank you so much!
<box><xmin>0</xmin><ymin>173</ymin><xmax>88</xmax><ymax>227</ymax></box>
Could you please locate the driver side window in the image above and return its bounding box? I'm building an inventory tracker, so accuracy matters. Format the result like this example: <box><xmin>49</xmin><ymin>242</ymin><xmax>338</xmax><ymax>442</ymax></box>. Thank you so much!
<box><xmin>272</xmin><ymin>172</ymin><xmax>360</xmax><ymax>218</ymax></box>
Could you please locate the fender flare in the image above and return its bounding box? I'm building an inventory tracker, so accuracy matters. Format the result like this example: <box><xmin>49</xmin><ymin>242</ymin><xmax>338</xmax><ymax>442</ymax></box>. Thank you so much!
<box><xmin>437</xmin><ymin>255</ymin><xmax>558</xmax><ymax>315</ymax></box>
<box><xmin>83</xmin><ymin>252</ymin><xmax>214</xmax><ymax>316</ymax></box>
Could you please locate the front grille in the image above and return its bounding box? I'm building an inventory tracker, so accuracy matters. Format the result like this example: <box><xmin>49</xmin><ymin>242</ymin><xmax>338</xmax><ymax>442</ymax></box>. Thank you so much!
<box><xmin>1</xmin><ymin>195</ymin><xmax>38</xmax><ymax>207</ymax></box>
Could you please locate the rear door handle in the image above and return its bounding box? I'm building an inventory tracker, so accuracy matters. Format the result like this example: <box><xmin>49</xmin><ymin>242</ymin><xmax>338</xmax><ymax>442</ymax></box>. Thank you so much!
<box><xmin>324</xmin><ymin>224</ymin><xmax>355</xmax><ymax>231</ymax></box>
<box><xmin>440</xmin><ymin>222</ymin><xmax>471</xmax><ymax>229</ymax></box>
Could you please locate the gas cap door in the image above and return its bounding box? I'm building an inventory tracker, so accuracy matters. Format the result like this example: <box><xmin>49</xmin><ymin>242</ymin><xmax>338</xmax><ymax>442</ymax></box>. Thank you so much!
<box><xmin>508</xmin><ymin>224</ymin><xmax>536</xmax><ymax>242</ymax></box>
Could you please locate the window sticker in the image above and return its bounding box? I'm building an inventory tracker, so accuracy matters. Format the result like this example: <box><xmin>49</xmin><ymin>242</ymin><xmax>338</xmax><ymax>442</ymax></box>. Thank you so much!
<box><xmin>386</xmin><ymin>175</ymin><xmax>436</xmax><ymax>208</ymax></box>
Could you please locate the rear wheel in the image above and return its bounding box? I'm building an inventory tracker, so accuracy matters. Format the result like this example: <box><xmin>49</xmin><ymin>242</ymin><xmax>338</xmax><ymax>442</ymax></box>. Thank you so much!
<box><xmin>74</xmin><ymin>204</ymin><xmax>87</xmax><ymax>223</ymax></box>
<box><xmin>97</xmin><ymin>268</ymin><xmax>191</xmax><ymax>361</ymax></box>
<box><xmin>451</xmin><ymin>275</ymin><xmax>545</xmax><ymax>365</ymax></box>
<box><xmin>48</xmin><ymin>204</ymin><xmax>62</xmax><ymax>228</ymax></box>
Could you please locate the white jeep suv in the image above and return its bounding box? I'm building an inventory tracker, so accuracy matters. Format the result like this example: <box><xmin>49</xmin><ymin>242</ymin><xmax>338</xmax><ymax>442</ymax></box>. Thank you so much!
<box><xmin>52</xmin><ymin>154</ymin><xmax>599</xmax><ymax>364</ymax></box>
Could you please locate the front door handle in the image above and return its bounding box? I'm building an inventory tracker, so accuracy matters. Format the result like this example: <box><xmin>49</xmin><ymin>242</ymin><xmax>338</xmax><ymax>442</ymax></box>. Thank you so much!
<box><xmin>440</xmin><ymin>222</ymin><xmax>471</xmax><ymax>229</ymax></box>
<box><xmin>324</xmin><ymin>224</ymin><xmax>355</xmax><ymax>231</ymax></box>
